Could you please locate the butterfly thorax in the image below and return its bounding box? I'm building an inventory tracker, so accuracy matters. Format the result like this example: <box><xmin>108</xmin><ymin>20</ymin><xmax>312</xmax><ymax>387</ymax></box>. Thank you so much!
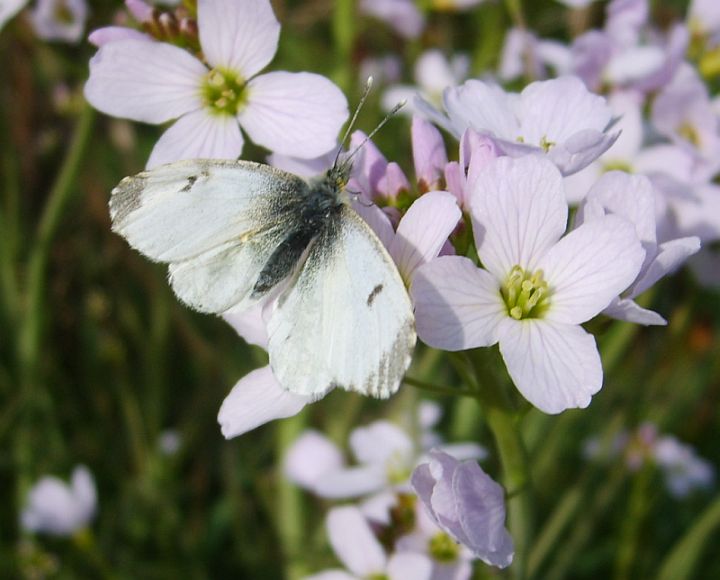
<box><xmin>250</xmin><ymin>163</ymin><xmax>350</xmax><ymax>299</ymax></box>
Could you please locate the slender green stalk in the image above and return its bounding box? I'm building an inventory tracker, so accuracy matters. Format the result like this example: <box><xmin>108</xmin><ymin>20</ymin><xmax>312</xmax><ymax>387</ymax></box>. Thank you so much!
<box><xmin>656</xmin><ymin>493</ymin><xmax>720</xmax><ymax>580</ymax></box>
<box><xmin>18</xmin><ymin>104</ymin><xmax>95</xmax><ymax>383</ymax></box>
<box><xmin>332</xmin><ymin>0</ymin><xmax>355</xmax><ymax>93</ymax></box>
<box><xmin>485</xmin><ymin>404</ymin><xmax>533</xmax><ymax>580</ymax></box>
<box><xmin>275</xmin><ymin>413</ymin><xmax>309</xmax><ymax>580</ymax></box>
<box><xmin>467</xmin><ymin>349</ymin><xmax>533</xmax><ymax>580</ymax></box>
<box><xmin>15</xmin><ymin>103</ymin><xmax>95</xmax><ymax>508</ymax></box>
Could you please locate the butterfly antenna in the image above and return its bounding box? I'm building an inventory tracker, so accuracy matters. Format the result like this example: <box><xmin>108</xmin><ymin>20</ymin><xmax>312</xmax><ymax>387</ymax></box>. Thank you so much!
<box><xmin>343</xmin><ymin>99</ymin><xmax>406</xmax><ymax>166</ymax></box>
<box><xmin>334</xmin><ymin>77</ymin><xmax>375</xmax><ymax>168</ymax></box>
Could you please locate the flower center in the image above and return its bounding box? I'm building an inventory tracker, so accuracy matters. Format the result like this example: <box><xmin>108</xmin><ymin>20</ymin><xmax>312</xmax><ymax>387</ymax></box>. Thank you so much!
<box><xmin>501</xmin><ymin>265</ymin><xmax>551</xmax><ymax>320</ymax></box>
<box><xmin>678</xmin><ymin>122</ymin><xmax>701</xmax><ymax>148</ymax></box>
<box><xmin>429</xmin><ymin>532</ymin><xmax>460</xmax><ymax>563</ymax></box>
<box><xmin>201</xmin><ymin>68</ymin><xmax>247</xmax><ymax>116</ymax></box>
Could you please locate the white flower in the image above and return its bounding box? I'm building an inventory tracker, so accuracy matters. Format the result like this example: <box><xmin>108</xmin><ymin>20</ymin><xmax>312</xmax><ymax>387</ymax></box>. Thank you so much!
<box><xmin>305</xmin><ymin>506</ymin><xmax>433</xmax><ymax>580</ymax></box>
<box><xmin>653</xmin><ymin>436</ymin><xmax>715</xmax><ymax>498</ymax></box>
<box><xmin>21</xmin><ymin>466</ymin><xmax>97</xmax><ymax>536</ymax></box>
<box><xmin>412</xmin><ymin>156</ymin><xmax>645</xmax><ymax>413</ymax></box>
<box><xmin>420</xmin><ymin>76</ymin><xmax>618</xmax><ymax>176</ymax></box>
<box><xmin>84</xmin><ymin>0</ymin><xmax>348</xmax><ymax>168</ymax></box>
<box><xmin>576</xmin><ymin>171</ymin><xmax>700</xmax><ymax>325</ymax></box>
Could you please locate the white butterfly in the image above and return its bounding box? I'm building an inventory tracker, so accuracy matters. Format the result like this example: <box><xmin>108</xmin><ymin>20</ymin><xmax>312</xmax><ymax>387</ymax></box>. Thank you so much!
<box><xmin>110</xmin><ymin>158</ymin><xmax>416</xmax><ymax>399</ymax></box>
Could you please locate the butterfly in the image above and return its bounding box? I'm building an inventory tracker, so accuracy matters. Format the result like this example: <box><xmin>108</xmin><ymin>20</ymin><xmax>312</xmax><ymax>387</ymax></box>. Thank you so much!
<box><xmin>110</xmin><ymin>155</ymin><xmax>416</xmax><ymax>400</ymax></box>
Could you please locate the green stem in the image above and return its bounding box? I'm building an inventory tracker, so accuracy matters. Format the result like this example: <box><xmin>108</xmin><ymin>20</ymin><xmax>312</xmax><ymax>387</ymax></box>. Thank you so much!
<box><xmin>485</xmin><ymin>404</ymin><xmax>533</xmax><ymax>580</ymax></box>
<box><xmin>15</xmin><ymin>103</ymin><xmax>94</xmax><ymax>508</ymax></box>
<box><xmin>18</xmin><ymin>104</ymin><xmax>95</xmax><ymax>383</ymax></box>
<box><xmin>275</xmin><ymin>413</ymin><xmax>309</xmax><ymax>580</ymax></box>
<box><xmin>468</xmin><ymin>349</ymin><xmax>532</xmax><ymax>580</ymax></box>
<box><xmin>332</xmin><ymin>0</ymin><xmax>355</xmax><ymax>93</ymax></box>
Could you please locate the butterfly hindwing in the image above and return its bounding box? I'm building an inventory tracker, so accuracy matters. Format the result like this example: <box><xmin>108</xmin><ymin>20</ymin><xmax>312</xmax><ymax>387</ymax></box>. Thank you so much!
<box><xmin>267</xmin><ymin>205</ymin><xmax>416</xmax><ymax>399</ymax></box>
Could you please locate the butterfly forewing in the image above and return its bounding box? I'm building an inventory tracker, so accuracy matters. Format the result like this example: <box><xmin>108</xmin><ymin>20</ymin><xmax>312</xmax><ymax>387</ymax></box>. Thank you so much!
<box><xmin>110</xmin><ymin>159</ymin><xmax>312</xmax><ymax>312</ymax></box>
<box><xmin>267</xmin><ymin>206</ymin><xmax>416</xmax><ymax>399</ymax></box>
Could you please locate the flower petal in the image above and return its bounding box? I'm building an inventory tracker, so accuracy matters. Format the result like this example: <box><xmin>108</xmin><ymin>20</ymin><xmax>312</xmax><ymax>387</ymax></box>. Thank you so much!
<box><xmin>389</xmin><ymin>191</ymin><xmax>461</xmax><ymax>283</ymax></box>
<box><xmin>0</xmin><ymin>0</ymin><xmax>28</xmax><ymax>31</ymax></box>
<box><xmin>470</xmin><ymin>156</ymin><xmax>568</xmax><ymax>280</ymax></box>
<box><xmin>412</xmin><ymin>116</ymin><xmax>448</xmax><ymax>191</ymax></box>
<box><xmin>239</xmin><ymin>72</ymin><xmax>348</xmax><ymax>158</ymax></box>
<box><xmin>497</xmin><ymin>319</ymin><xmax>602</xmax><ymax>413</ymax></box>
<box><xmin>198</xmin><ymin>0</ymin><xmax>279</xmax><ymax>77</ymax></box>
<box><xmin>350</xmin><ymin>421</ymin><xmax>413</xmax><ymax>466</ymax></box>
<box><xmin>539</xmin><ymin>215</ymin><xmax>644</xmax><ymax>324</ymax></box>
<box><xmin>387</xmin><ymin>553</ymin><xmax>433</xmax><ymax>580</ymax></box>
<box><xmin>223</xmin><ymin>302</ymin><xmax>269</xmax><ymax>349</ymax></box>
<box><xmin>443</xmin><ymin>80</ymin><xmax>520</xmax><ymax>140</ymax></box>
<box><xmin>146</xmin><ymin>110</ymin><xmax>244</xmax><ymax>168</ymax></box>
<box><xmin>454</xmin><ymin>461</ymin><xmax>514</xmax><ymax>568</ymax></box>
<box><xmin>352</xmin><ymin>201</ymin><xmax>395</xmax><ymax>249</ymax></box>
<box><xmin>217</xmin><ymin>366</ymin><xmax>311</xmax><ymax>439</ymax></box>
<box><xmin>70</xmin><ymin>466</ymin><xmax>97</xmax><ymax>525</ymax></box>
<box><xmin>546</xmin><ymin>128</ymin><xmax>619</xmax><ymax>176</ymax></box>
<box><xmin>632</xmin><ymin>236</ymin><xmax>700</xmax><ymax>296</ymax></box>
<box><xmin>88</xmin><ymin>26</ymin><xmax>151</xmax><ymax>47</ymax></box>
<box><xmin>326</xmin><ymin>506</ymin><xmax>387</xmax><ymax>576</ymax></box>
<box><xmin>411</xmin><ymin>257</ymin><xmax>505</xmax><ymax>351</ymax></box>
<box><xmin>84</xmin><ymin>39</ymin><xmax>205</xmax><ymax>123</ymax></box>
<box><xmin>602</xmin><ymin>297</ymin><xmax>667</xmax><ymax>326</ymax></box>
<box><xmin>313</xmin><ymin>465</ymin><xmax>388</xmax><ymax>499</ymax></box>
<box><xmin>283</xmin><ymin>430</ymin><xmax>344</xmax><ymax>489</ymax></box>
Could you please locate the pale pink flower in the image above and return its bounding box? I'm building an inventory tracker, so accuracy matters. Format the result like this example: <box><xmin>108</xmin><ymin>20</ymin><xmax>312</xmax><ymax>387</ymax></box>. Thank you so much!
<box><xmin>421</xmin><ymin>76</ymin><xmax>618</xmax><ymax>176</ymax></box>
<box><xmin>30</xmin><ymin>0</ymin><xmax>87</xmax><ymax>42</ymax></box>
<box><xmin>411</xmin><ymin>450</ymin><xmax>514</xmax><ymax>569</ymax></box>
<box><xmin>21</xmin><ymin>466</ymin><xmax>97</xmax><ymax>536</ymax></box>
<box><xmin>360</xmin><ymin>0</ymin><xmax>425</xmax><ymax>39</ymax></box>
<box><xmin>382</xmin><ymin>50</ymin><xmax>470</xmax><ymax>115</ymax></box>
<box><xmin>499</xmin><ymin>27</ymin><xmax>571</xmax><ymax>82</ymax></box>
<box><xmin>412</xmin><ymin>156</ymin><xmax>645</xmax><ymax>413</ymax></box>
<box><xmin>85</xmin><ymin>0</ymin><xmax>348</xmax><ymax>168</ymax></box>
<box><xmin>653</xmin><ymin>436</ymin><xmax>715</xmax><ymax>498</ymax></box>
<box><xmin>576</xmin><ymin>171</ymin><xmax>700</xmax><ymax>325</ymax></box>
<box><xmin>305</xmin><ymin>506</ymin><xmax>433</xmax><ymax>580</ymax></box>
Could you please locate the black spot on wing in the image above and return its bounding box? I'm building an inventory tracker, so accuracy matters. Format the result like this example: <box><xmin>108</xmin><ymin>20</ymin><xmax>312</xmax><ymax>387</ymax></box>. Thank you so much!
<box><xmin>367</xmin><ymin>284</ymin><xmax>384</xmax><ymax>306</ymax></box>
<box><xmin>180</xmin><ymin>174</ymin><xmax>197</xmax><ymax>192</ymax></box>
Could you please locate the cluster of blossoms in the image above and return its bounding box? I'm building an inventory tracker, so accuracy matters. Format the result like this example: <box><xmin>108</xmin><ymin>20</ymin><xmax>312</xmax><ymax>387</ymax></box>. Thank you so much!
<box><xmin>584</xmin><ymin>422</ymin><xmax>715</xmax><ymax>498</ymax></box>
<box><xmin>284</xmin><ymin>411</ymin><xmax>513</xmax><ymax>576</ymax></box>
<box><xmin>65</xmin><ymin>0</ymin><xmax>717</xmax><ymax>574</ymax></box>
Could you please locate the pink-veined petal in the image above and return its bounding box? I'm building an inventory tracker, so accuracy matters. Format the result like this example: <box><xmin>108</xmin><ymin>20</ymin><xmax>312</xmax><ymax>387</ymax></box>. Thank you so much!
<box><xmin>411</xmin><ymin>257</ymin><xmax>505</xmax><ymax>351</ymax></box>
<box><xmin>632</xmin><ymin>236</ymin><xmax>700</xmax><ymax>297</ymax></box>
<box><xmin>327</xmin><ymin>506</ymin><xmax>387</xmax><ymax>576</ymax></box>
<box><xmin>497</xmin><ymin>319</ymin><xmax>602</xmax><ymax>413</ymax></box>
<box><xmin>539</xmin><ymin>215</ymin><xmax>644</xmax><ymax>324</ymax></box>
<box><xmin>198</xmin><ymin>0</ymin><xmax>279</xmax><ymax>77</ymax></box>
<box><xmin>146</xmin><ymin>110</ymin><xmax>244</xmax><ymax>168</ymax></box>
<box><xmin>389</xmin><ymin>191</ymin><xmax>461</xmax><ymax>283</ymax></box>
<box><xmin>240</xmin><ymin>72</ymin><xmax>348</xmax><ymax>158</ymax></box>
<box><xmin>84</xmin><ymin>39</ymin><xmax>205</xmax><ymax>124</ymax></box>
<box><xmin>470</xmin><ymin>156</ymin><xmax>568</xmax><ymax>279</ymax></box>
<box><xmin>217</xmin><ymin>366</ymin><xmax>311</xmax><ymax>439</ymax></box>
